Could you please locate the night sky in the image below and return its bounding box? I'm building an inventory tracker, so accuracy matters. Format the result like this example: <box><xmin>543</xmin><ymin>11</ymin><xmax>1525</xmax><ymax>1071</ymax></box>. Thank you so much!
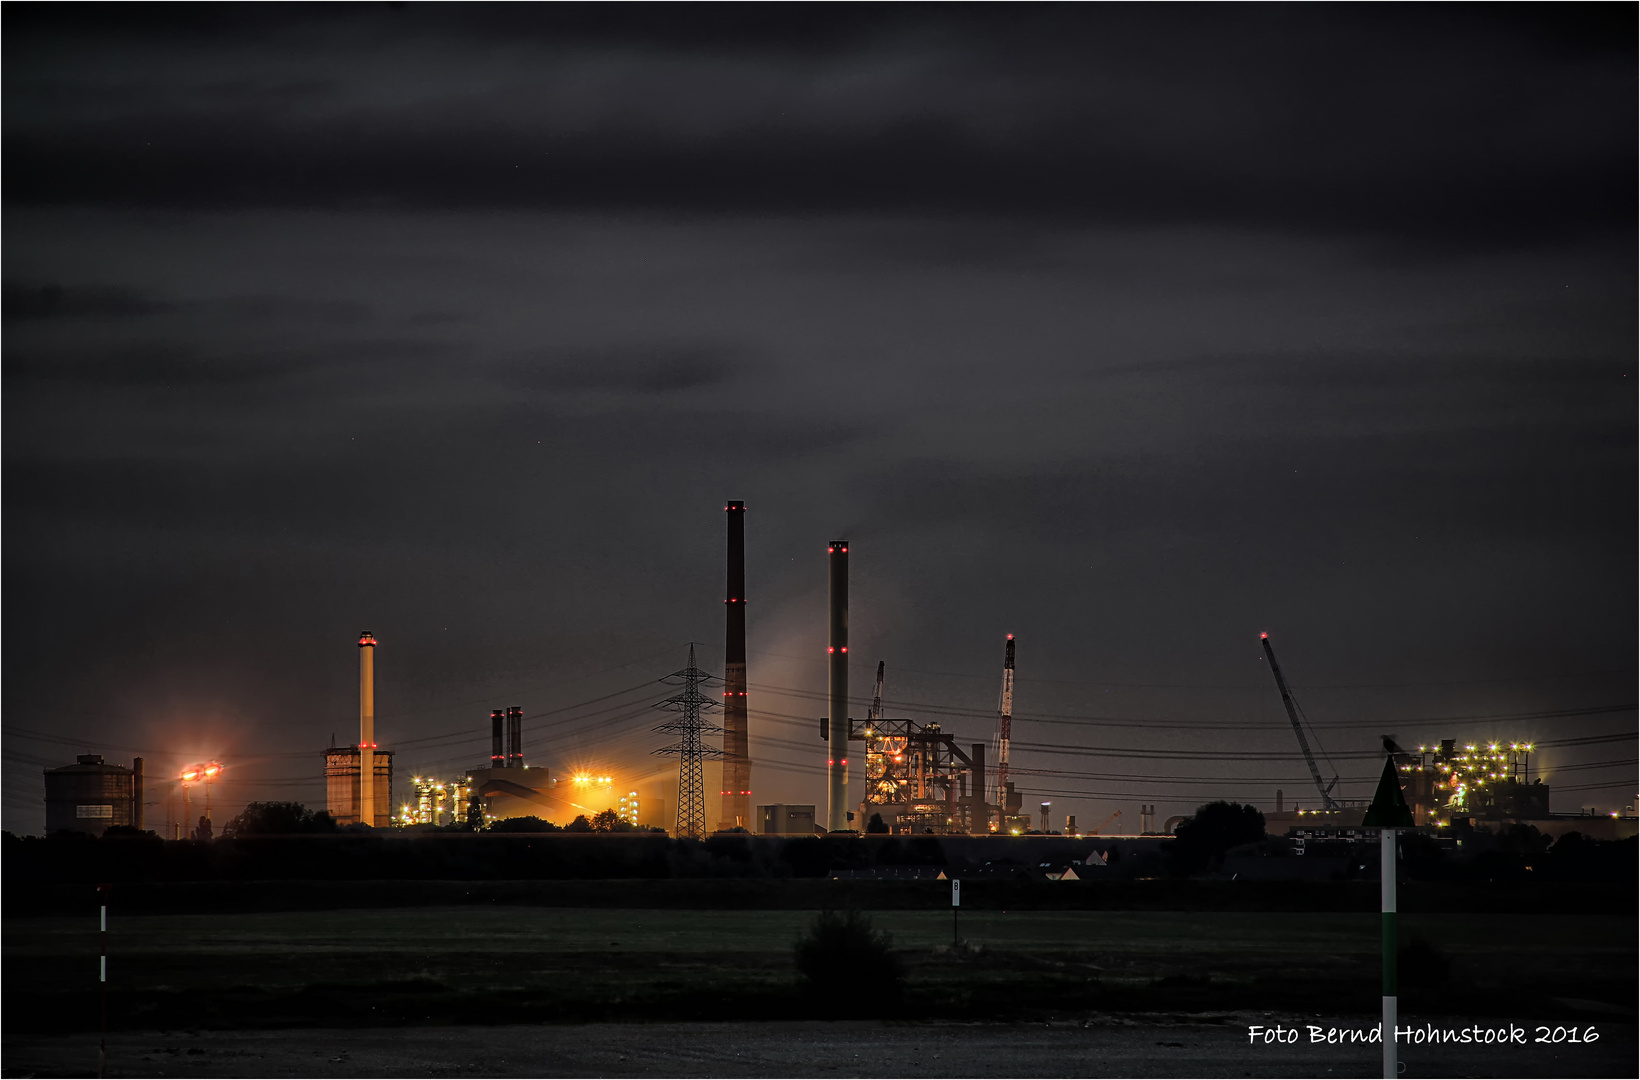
<box><xmin>5</xmin><ymin>4</ymin><xmax>1635</xmax><ymax>835</ymax></box>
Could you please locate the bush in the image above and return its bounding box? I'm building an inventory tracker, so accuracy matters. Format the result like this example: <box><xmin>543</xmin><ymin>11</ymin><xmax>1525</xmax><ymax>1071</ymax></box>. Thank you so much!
<box><xmin>793</xmin><ymin>909</ymin><xmax>903</xmax><ymax>998</ymax></box>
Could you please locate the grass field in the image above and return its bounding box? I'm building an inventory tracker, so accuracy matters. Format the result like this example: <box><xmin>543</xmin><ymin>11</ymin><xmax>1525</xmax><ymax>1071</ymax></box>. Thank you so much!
<box><xmin>6</xmin><ymin>907</ymin><xmax>1634</xmax><ymax>1032</ymax></box>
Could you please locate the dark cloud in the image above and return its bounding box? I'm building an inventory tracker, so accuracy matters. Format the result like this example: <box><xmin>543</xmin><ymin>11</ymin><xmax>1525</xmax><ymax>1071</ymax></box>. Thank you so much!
<box><xmin>501</xmin><ymin>346</ymin><xmax>743</xmax><ymax>395</ymax></box>
<box><xmin>3</xmin><ymin>7</ymin><xmax>1632</xmax><ymax>241</ymax></box>
<box><xmin>3</xmin><ymin>281</ymin><xmax>170</xmax><ymax>321</ymax></box>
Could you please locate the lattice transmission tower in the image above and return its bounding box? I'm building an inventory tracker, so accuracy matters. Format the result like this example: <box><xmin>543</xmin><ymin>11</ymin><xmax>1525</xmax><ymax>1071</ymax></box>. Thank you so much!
<box><xmin>652</xmin><ymin>644</ymin><xmax>725</xmax><ymax>840</ymax></box>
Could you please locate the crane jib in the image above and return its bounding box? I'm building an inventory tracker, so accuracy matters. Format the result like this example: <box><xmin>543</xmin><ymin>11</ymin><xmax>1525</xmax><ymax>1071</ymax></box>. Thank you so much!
<box><xmin>1261</xmin><ymin>634</ymin><xmax>1342</xmax><ymax>811</ymax></box>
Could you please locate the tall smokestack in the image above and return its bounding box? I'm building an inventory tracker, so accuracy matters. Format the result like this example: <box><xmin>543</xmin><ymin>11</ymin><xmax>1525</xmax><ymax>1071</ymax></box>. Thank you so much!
<box><xmin>507</xmin><ymin>706</ymin><xmax>523</xmax><ymax>768</ymax></box>
<box><xmin>490</xmin><ymin>710</ymin><xmax>505</xmax><ymax>768</ymax></box>
<box><xmin>998</xmin><ymin>634</ymin><xmax>1015</xmax><ymax>820</ymax></box>
<box><xmin>826</xmin><ymin>539</ymin><xmax>849</xmax><ymax>832</ymax></box>
<box><xmin>720</xmin><ymin>501</ymin><xmax>750</xmax><ymax>830</ymax></box>
<box><xmin>359</xmin><ymin>631</ymin><xmax>376</xmax><ymax>827</ymax></box>
<box><xmin>132</xmin><ymin>756</ymin><xmax>144</xmax><ymax>832</ymax></box>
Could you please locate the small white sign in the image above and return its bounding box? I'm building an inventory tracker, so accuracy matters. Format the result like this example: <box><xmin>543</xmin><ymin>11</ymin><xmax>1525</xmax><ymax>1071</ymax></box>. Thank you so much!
<box><xmin>76</xmin><ymin>805</ymin><xmax>113</xmax><ymax>819</ymax></box>
<box><xmin>951</xmin><ymin>879</ymin><xmax>961</xmax><ymax>907</ymax></box>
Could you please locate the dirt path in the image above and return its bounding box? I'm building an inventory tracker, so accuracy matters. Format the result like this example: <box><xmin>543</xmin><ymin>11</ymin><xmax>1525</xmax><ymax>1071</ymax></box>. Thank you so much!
<box><xmin>4</xmin><ymin>1016</ymin><xmax>1632</xmax><ymax>1078</ymax></box>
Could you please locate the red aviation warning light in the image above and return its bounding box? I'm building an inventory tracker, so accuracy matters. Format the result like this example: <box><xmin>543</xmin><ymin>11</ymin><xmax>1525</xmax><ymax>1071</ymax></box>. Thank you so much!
<box><xmin>359</xmin><ymin>631</ymin><xmax>377</xmax><ymax>647</ymax></box>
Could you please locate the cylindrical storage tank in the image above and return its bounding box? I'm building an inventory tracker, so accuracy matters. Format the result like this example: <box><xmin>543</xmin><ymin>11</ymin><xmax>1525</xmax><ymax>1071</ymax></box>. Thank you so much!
<box><xmin>43</xmin><ymin>756</ymin><xmax>136</xmax><ymax>836</ymax></box>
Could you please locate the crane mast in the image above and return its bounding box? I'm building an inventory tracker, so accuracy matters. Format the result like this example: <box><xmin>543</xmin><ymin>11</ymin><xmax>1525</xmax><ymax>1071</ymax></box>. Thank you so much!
<box><xmin>869</xmin><ymin>661</ymin><xmax>884</xmax><ymax>723</ymax></box>
<box><xmin>1260</xmin><ymin>632</ymin><xmax>1341</xmax><ymax>811</ymax></box>
<box><xmin>997</xmin><ymin>634</ymin><xmax>1015</xmax><ymax>829</ymax></box>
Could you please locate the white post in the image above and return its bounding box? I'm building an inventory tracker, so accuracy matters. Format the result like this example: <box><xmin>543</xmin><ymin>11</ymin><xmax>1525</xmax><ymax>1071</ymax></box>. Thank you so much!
<box><xmin>1381</xmin><ymin>828</ymin><xmax>1397</xmax><ymax>1079</ymax></box>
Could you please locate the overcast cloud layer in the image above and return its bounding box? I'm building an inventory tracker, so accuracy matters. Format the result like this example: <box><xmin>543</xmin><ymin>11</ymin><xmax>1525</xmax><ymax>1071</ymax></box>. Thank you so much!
<box><xmin>4</xmin><ymin>5</ymin><xmax>1635</xmax><ymax>835</ymax></box>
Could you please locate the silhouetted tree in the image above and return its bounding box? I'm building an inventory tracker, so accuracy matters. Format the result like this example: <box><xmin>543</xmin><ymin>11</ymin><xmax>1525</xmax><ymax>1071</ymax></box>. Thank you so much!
<box><xmin>866</xmin><ymin>812</ymin><xmax>890</xmax><ymax>834</ymax></box>
<box><xmin>466</xmin><ymin>801</ymin><xmax>485</xmax><ymax>831</ymax></box>
<box><xmin>563</xmin><ymin>814</ymin><xmax>593</xmax><ymax>833</ymax></box>
<box><xmin>222</xmin><ymin>801</ymin><xmax>337</xmax><ymax>837</ymax></box>
<box><xmin>591</xmin><ymin>809</ymin><xmax>621</xmax><ymax>832</ymax></box>
<box><xmin>1169</xmin><ymin>801</ymin><xmax>1264</xmax><ymax>874</ymax></box>
<box><xmin>192</xmin><ymin>815</ymin><xmax>213</xmax><ymax>842</ymax></box>
<box><xmin>489</xmin><ymin>815</ymin><xmax>558</xmax><ymax>833</ymax></box>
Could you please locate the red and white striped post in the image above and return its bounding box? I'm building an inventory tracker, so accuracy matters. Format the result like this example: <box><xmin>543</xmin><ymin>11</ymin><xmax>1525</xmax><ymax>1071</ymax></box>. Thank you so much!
<box><xmin>97</xmin><ymin>882</ymin><xmax>110</xmax><ymax>1077</ymax></box>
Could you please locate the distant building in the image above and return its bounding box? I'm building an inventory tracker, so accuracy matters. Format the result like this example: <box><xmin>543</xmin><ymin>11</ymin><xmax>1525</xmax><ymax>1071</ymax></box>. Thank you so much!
<box><xmin>323</xmin><ymin>746</ymin><xmax>393</xmax><ymax>827</ymax></box>
<box><xmin>755</xmin><ymin>803</ymin><xmax>817</xmax><ymax>836</ymax></box>
<box><xmin>44</xmin><ymin>755</ymin><xmax>144</xmax><ymax>836</ymax></box>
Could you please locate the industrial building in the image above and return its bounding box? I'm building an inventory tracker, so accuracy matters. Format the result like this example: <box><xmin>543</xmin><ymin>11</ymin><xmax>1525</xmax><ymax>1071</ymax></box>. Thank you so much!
<box><xmin>403</xmin><ymin>775</ymin><xmax>471</xmax><ymax>827</ymax></box>
<box><xmin>43</xmin><ymin>754</ymin><xmax>144</xmax><ymax>836</ymax></box>
<box><xmin>1393</xmin><ymin>739</ymin><xmax>1548</xmax><ymax>824</ymax></box>
<box><xmin>324</xmin><ymin>630</ymin><xmax>395</xmax><ymax>827</ymax></box>
<box><xmin>324</xmin><ymin>745</ymin><xmax>394</xmax><ymax>827</ymax></box>
<box><xmin>755</xmin><ymin>803</ymin><xmax>816</xmax><ymax>836</ymax></box>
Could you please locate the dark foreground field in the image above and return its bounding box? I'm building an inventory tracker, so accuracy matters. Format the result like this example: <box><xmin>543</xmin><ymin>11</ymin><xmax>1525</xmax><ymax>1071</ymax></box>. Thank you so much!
<box><xmin>4</xmin><ymin>901</ymin><xmax>1635</xmax><ymax>1076</ymax></box>
<box><xmin>6</xmin><ymin>1016</ymin><xmax>1638</xmax><ymax>1079</ymax></box>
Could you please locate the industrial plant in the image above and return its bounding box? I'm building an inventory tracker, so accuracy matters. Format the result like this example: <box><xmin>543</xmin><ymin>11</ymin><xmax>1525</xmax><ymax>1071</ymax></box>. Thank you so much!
<box><xmin>32</xmin><ymin>498</ymin><xmax>1634</xmax><ymax>846</ymax></box>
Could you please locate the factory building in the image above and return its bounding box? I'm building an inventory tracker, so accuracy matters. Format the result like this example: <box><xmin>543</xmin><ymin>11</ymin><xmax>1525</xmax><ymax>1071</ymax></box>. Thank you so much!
<box><xmin>324</xmin><ymin>746</ymin><xmax>394</xmax><ymax>827</ymax></box>
<box><xmin>1395</xmin><ymin>739</ymin><xmax>1548</xmax><ymax>824</ymax></box>
<box><xmin>755</xmin><ymin>803</ymin><xmax>817</xmax><ymax>836</ymax></box>
<box><xmin>851</xmin><ymin>718</ymin><xmax>999</xmax><ymax>835</ymax></box>
<box><xmin>43</xmin><ymin>755</ymin><xmax>144</xmax><ymax>836</ymax></box>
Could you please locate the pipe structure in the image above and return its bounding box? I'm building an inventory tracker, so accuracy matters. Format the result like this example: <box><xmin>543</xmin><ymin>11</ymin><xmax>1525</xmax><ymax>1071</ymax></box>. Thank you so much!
<box><xmin>826</xmin><ymin>539</ymin><xmax>849</xmax><ymax>832</ymax></box>
<box><xmin>971</xmin><ymin>742</ymin><xmax>987</xmax><ymax>833</ymax></box>
<box><xmin>359</xmin><ymin>631</ymin><xmax>376</xmax><ymax>827</ymax></box>
<box><xmin>720</xmin><ymin>501</ymin><xmax>751</xmax><ymax>830</ymax></box>
<box><xmin>132</xmin><ymin>757</ymin><xmax>144</xmax><ymax>832</ymax></box>
<box><xmin>491</xmin><ymin>710</ymin><xmax>505</xmax><ymax>768</ymax></box>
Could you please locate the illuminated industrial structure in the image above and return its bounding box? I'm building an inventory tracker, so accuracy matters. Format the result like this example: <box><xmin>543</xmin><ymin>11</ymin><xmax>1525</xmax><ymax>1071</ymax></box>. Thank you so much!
<box><xmin>177</xmin><ymin>761</ymin><xmax>223</xmax><ymax>837</ymax></box>
<box><xmin>405</xmin><ymin>775</ymin><xmax>470</xmax><ymax>827</ymax></box>
<box><xmin>618</xmin><ymin>790</ymin><xmax>641</xmax><ymax>827</ymax></box>
<box><xmin>851</xmin><ymin>710</ymin><xmax>996</xmax><ymax>835</ymax></box>
<box><xmin>43</xmin><ymin>755</ymin><xmax>144</xmax><ymax>837</ymax></box>
<box><xmin>1394</xmin><ymin>739</ymin><xmax>1548</xmax><ymax>824</ymax></box>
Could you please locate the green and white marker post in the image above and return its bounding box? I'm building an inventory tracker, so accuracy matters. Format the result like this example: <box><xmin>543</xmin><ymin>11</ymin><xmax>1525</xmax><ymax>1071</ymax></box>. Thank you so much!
<box><xmin>1363</xmin><ymin>755</ymin><xmax>1414</xmax><ymax>1079</ymax></box>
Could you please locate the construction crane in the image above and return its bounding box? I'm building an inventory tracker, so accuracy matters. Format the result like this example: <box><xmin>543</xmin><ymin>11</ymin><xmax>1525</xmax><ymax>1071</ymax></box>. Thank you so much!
<box><xmin>1088</xmin><ymin>809</ymin><xmax>1122</xmax><ymax>835</ymax></box>
<box><xmin>996</xmin><ymin>634</ymin><xmax>1015</xmax><ymax>831</ymax></box>
<box><xmin>869</xmin><ymin>661</ymin><xmax>885</xmax><ymax>724</ymax></box>
<box><xmin>1259</xmin><ymin>632</ymin><xmax>1341</xmax><ymax>811</ymax></box>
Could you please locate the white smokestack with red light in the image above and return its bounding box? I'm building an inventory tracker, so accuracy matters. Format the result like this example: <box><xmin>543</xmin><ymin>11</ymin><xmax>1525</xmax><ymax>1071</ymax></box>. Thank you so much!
<box><xmin>359</xmin><ymin>631</ymin><xmax>376</xmax><ymax>826</ymax></box>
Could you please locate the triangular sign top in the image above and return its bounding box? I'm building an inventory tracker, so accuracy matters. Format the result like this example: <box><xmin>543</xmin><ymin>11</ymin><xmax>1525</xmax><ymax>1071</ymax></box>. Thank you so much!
<box><xmin>1362</xmin><ymin>755</ymin><xmax>1415</xmax><ymax>828</ymax></box>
